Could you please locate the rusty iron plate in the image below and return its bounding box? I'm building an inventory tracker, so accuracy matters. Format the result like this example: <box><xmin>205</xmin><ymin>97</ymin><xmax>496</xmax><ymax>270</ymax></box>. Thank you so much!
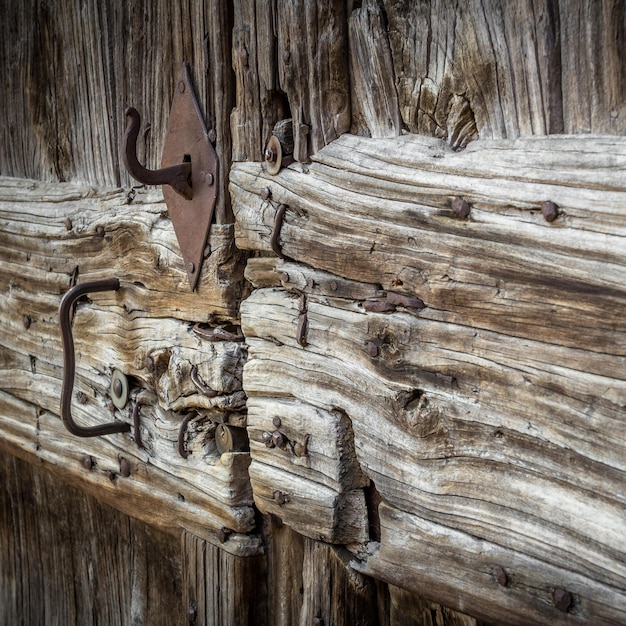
<box><xmin>161</xmin><ymin>64</ymin><xmax>218</xmax><ymax>291</ymax></box>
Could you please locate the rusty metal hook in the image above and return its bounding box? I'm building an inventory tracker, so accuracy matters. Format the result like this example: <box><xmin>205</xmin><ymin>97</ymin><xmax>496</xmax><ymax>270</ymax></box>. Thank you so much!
<box><xmin>122</xmin><ymin>107</ymin><xmax>193</xmax><ymax>200</ymax></box>
<box><xmin>59</xmin><ymin>279</ymin><xmax>131</xmax><ymax>438</ymax></box>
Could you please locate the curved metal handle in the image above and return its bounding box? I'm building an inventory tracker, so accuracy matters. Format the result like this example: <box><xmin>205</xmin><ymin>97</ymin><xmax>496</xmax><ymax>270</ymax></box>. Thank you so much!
<box><xmin>122</xmin><ymin>107</ymin><xmax>193</xmax><ymax>200</ymax></box>
<box><xmin>59</xmin><ymin>279</ymin><xmax>131</xmax><ymax>438</ymax></box>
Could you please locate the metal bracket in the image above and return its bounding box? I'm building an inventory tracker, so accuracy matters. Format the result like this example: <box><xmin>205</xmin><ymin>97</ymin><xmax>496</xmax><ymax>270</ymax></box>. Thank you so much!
<box><xmin>122</xmin><ymin>64</ymin><xmax>218</xmax><ymax>291</ymax></box>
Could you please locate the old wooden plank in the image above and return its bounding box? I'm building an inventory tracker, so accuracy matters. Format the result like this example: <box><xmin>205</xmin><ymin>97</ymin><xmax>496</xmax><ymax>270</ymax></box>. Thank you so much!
<box><xmin>0</xmin><ymin>450</ymin><xmax>184</xmax><ymax>626</ymax></box>
<box><xmin>231</xmin><ymin>134</ymin><xmax>626</xmax><ymax>355</ymax></box>
<box><xmin>182</xmin><ymin>530</ymin><xmax>267</xmax><ymax>625</ymax></box>
<box><xmin>349</xmin><ymin>0</ymin><xmax>403</xmax><ymax>138</ymax></box>
<box><xmin>356</xmin><ymin>501</ymin><xmax>626</xmax><ymax>626</ymax></box>
<box><xmin>240</xmin><ymin>285</ymin><xmax>626</xmax><ymax>619</ymax></box>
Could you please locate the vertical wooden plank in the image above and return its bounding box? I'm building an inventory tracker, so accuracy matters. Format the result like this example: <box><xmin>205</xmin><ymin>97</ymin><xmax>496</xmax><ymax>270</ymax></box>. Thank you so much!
<box><xmin>182</xmin><ymin>530</ymin><xmax>268</xmax><ymax>625</ymax></box>
<box><xmin>0</xmin><ymin>450</ymin><xmax>183</xmax><ymax>625</ymax></box>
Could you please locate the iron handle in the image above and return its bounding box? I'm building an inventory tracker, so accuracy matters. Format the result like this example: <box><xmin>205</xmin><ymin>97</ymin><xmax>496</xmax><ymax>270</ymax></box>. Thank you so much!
<box><xmin>59</xmin><ymin>279</ymin><xmax>131</xmax><ymax>438</ymax></box>
<box><xmin>122</xmin><ymin>107</ymin><xmax>193</xmax><ymax>200</ymax></box>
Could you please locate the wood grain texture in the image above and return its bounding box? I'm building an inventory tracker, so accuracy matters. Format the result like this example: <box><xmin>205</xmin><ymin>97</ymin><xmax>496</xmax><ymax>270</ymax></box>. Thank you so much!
<box><xmin>0</xmin><ymin>0</ymin><xmax>235</xmax><ymax>221</ymax></box>
<box><xmin>240</xmin><ymin>283</ymin><xmax>625</xmax><ymax>624</ymax></box>
<box><xmin>182</xmin><ymin>531</ymin><xmax>267</xmax><ymax>626</ymax></box>
<box><xmin>232</xmin><ymin>134</ymin><xmax>626</xmax><ymax>356</ymax></box>
<box><xmin>0</xmin><ymin>450</ymin><xmax>184</xmax><ymax>626</ymax></box>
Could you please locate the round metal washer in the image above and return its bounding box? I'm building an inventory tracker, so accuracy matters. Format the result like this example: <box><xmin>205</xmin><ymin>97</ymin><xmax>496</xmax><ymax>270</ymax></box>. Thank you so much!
<box><xmin>215</xmin><ymin>423</ymin><xmax>249</xmax><ymax>455</ymax></box>
<box><xmin>264</xmin><ymin>135</ymin><xmax>282</xmax><ymax>175</ymax></box>
<box><xmin>110</xmin><ymin>369</ymin><xmax>129</xmax><ymax>410</ymax></box>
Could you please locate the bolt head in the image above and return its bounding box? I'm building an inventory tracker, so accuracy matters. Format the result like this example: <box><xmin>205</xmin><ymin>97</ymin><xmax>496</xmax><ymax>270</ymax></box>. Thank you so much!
<box><xmin>188</xmin><ymin>262</ymin><xmax>195</xmax><ymax>274</ymax></box>
<box><xmin>119</xmin><ymin>457</ymin><xmax>131</xmax><ymax>478</ymax></box>
<box><xmin>366</xmin><ymin>341</ymin><xmax>379</xmax><ymax>358</ymax></box>
<box><xmin>553</xmin><ymin>588</ymin><xmax>573</xmax><ymax>612</ymax></box>
<box><xmin>261</xmin><ymin>186</ymin><xmax>272</xmax><ymax>200</ymax></box>
<box><xmin>82</xmin><ymin>455</ymin><xmax>95</xmax><ymax>470</ymax></box>
<box><xmin>272</xmin><ymin>416</ymin><xmax>282</xmax><ymax>428</ymax></box>
<box><xmin>272</xmin><ymin>431</ymin><xmax>287</xmax><ymax>449</ymax></box>
<box><xmin>451</xmin><ymin>196</ymin><xmax>470</xmax><ymax>219</ymax></box>
<box><xmin>541</xmin><ymin>201</ymin><xmax>559</xmax><ymax>222</ymax></box>
<box><xmin>265</xmin><ymin>147</ymin><xmax>277</xmax><ymax>163</ymax></box>
<box><xmin>494</xmin><ymin>565</ymin><xmax>508</xmax><ymax>587</ymax></box>
<box><xmin>113</xmin><ymin>378</ymin><xmax>123</xmax><ymax>398</ymax></box>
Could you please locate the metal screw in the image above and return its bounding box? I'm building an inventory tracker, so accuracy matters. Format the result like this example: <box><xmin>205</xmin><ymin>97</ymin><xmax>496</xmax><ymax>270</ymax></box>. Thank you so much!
<box><xmin>208</xmin><ymin>128</ymin><xmax>217</xmax><ymax>143</ymax></box>
<box><xmin>265</xmin><ymin>147</ymin><xmax>277</xmax><ymax>163</ymax></box>
<box><xmin>261</xmin><ymin>186</ymin><xmax>272</xmax><ymax>200</ymax></box>
<box><xmin>119</xmin><ymin>457</ymin><xmax>131</xmax><ymax>478</ymax></box>
<box><xmin>273</xmin><ymin>490</ymin><xmax>287</xmax><ymax>505</ymax></box>
<box><xmin>330</xmin><ymin>281</ymin><xmax>338</xmax><ymax>291</ymax></box>
<box><xmin>217</xmin><ymin>527</ymin><xmax>232</xmax><ymax>543</ymax></box>
<box><xmin>64</xmin><ymin>217</ymin><xmax>73</xmax><ymax>230</ymax></box>
<box><xmin>283</xmin><ymin>50</ymin><xmax>291</xmax><ymax>63</ymax></box>
<box><xmin>494</xmin><ymin>565</ymin><xmax>508</xmax><ymax>587</ymax></box>
<box><xmin>272</xmin><ymin>416</ymin><xmax>282</xmax><ymax>428</ymax></box>
<box><xmin>541</xmin><ymin>201</ymin><xmax>559</xmax><ymax>222</ymax></box>
<box><xmin>23</xmin><ymin>315</ymin><xmax>31</xmax><ymax>329</ymax></box>
<box><xmin>113</xmin><ymin>378</ymin><xmax>123</xmax><ymax>398</ymax></box>
<box><xmin>188</xmin><ymin>262</ymin><xmax>195</xmax><ymax>274</ymax></box>
<box><xmin>365</xmin><ymin>341</ymin><xmax>379</xmax><ymax>358</ymax></box>
<box><xmin>96</xmin><ymin>225</ymin><xmax>105</xmax><ymax>238</ymax></box>
<box><xmin>451</xmin><ymin>196</ymin><xmax>470</xmax><ymax>219</ymax></box>
<box><xmin>178</xmin><ymin>80</ymin><xmax>185</xmax><ymax>93</ymax></box>
<box><xmin>203</xmin><ymin>244</ymin><xmax>212</xmax><ymax>259</ymax></box>
<box><xmin>553</xmin><ymin>588</ymin><xmax>573</xmax><ymax>612</ymax></box>
<box><xmin>82</xmin><ymin>455</ymin><xmax>95</xmax><ymax>470</ymax></box>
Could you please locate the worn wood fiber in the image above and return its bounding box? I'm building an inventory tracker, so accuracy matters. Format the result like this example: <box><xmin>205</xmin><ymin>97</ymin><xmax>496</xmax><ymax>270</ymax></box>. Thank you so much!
<box><xmin>0</xmin><ymin>450</ymin><xmax>184</xmax><ymax>626</ymax></box>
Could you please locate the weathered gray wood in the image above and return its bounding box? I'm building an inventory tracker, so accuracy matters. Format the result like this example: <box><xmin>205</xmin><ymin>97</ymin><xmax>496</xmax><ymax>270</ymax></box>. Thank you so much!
<box><xmin>0</xmin><ymin>450</ymin><xmax>184</xmax><ymax>626</ymax></box>
<box><xmin>232</xmin><ymin>134</ymin><xmax>626</xmax><ymax>356</ymax></box>
<box><xmin>240</xmin><ymin>283</ymin><xmax>625</xmax><ymax>623</ymax></box>
<box><xmin>356</xmin><ymin>501</ymin><xmax>626</xmax><ymax>626</ymax></box>
<box><xmin>182</xmin><ymin>530</ymin><xmax>267</xmax><ymax>625</ymax></box>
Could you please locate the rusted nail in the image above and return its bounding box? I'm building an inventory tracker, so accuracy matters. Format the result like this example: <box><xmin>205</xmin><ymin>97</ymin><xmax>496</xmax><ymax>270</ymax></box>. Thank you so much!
<box><xmin>271</xmin><ymin>204</ymin><xmax>287</xmax><ymax>259</ymax></box>
<box><xmin>132</xmin><ymin>403</ymin><xmax>143</xmax><ymax>449</ymax></box>
<box><xmin>365</xmin><ymin>341</ymin><xmax>379</xmax><ymax>358</ymax></box>
<box><xmin>272</xmin><ymin>416</ymin><xmax>282</xmax><ymax>428</ymax></box>
<box><xmin>178</xmin><ymin>414</ymin><xmax>194</xmax><ymax>459</ymax></box>
<box><xmin>272</xmin><ymin>431</ymin><xmax>288</xmax><ymax>449</ymax></box>
<box><xmin>283</xmin><ymin>50</ymin><xmax>291</xmax><ymax>63</ymax></box>
<box><xmin>190</xmin><ymin>365</ymin><xmax>218</xmax><ymax>397</ymax></box>
<box><xmin>23</xmin><ymin>315</ymin><xmax>31</xmax><ymax>329</ymax></box>
<box><xmin>119</xmin><ymin>457</ymin><xmax>131</xmax><ymax>477</ymax></box>
<box><xmin>82</xmin><ymin>455</ymin><xmax>95</xmax><ymax>470</ymax></box>
<box><xmin>541</xmin><ymin>201</ymin><xmax>559</xmax><ymax>222</ymax></box>
<box><xmin>217</xmin><ymin>527</ymin><xmax>232</xmax><ymax>543</ymax></box>
<box><xmin>64</xmin><ymin>217</ymin><xmax>73</xmax><ymax>230</ymax></box>
<box><xmin>178</xmin><ymin>80</ymin><xmax>185</xmax><ymax>93</ymax></box>
<box><xmin>298</xmin><ymin>293</ymin><xmax>307</xmax><ymax>314</ymax></box>
<box><xmin>208</xmin><ymin>128</ymin><xmax>217</xmax><ymax>144</ymax></box>
<box><xmin>494</xmin><ymin>565</ymin><xmax>508</xmax><ymax>587</ymax></box>
<box><xmin>553</xmin><ymin>588</ymin><xmax>573</xmax><ymax>612</ymax></box>
<box><xmin>261</xmin><ymin>186</ymin><xmax>272</xmax><ymax>200</ymax></box>
<box><xmin>297</xmin><ymin>313</ymin><xmax>308</xmax><ymax>347</ymax></box>
<box><xmin>203</xmin><ymin>244</ymin><xmax>211</xmax><ymax>259</ymax></box>
<box><xmin>96</xmin><ymin>225</ymin><xmax>105</xmax><ymax>238</ymax></box>
<box><xmin>273</xmin><ymin>490</ymin><xmax>287</xmax><ymax>505</ymax></box>
<box><xmin>262</xmin><ymin>431</ymin><xmax>275</xmax><ymax>448</ymax></box>
<box><xmin>77</xmin><ymin>391</ymin><xmax>88</xmax><ymax>404</ymax></box>
<box><xmin>451</xmin><ymin>196</ymin><xmax>470</xmax><ymax>219</ymax></box>
<box><xmin>265</xmin><ymin>146</ymin><xmax>277</xmax><ymax>163</ymax></box>
<box><xmin>329</xmin><ymin>281</ymin><xmax>338</xmax><ymax>291</ymax></box>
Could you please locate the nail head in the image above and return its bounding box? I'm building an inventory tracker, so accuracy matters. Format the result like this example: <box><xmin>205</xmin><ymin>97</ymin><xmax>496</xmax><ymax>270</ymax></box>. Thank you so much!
<box><xmin>366</xmin><ymin>341</ymin><xmax>379</xmax><ymax>358</ymax></box>
<box><xmin>82</xmin><ymin>455</ymin><xmax>95</xmax><ymax>470</ymax></box>
<box><xmin>541</xmin><ymin>201</ymin><xmax>559</xmax><ymax>222</ymax></box>
<box><xmin>553</xmin><ymin>588</ymin><xmax>573</xmax><ymax>612</ymax></box>
<box><xmin>272</xmin><ymin>416</ymin><xmax>282</xmax><ymax>428</ymax></box>
<box><xmin>64</xmin><ymin>217</ymin><xmax>73</xmax><ymax>230</ymax></box>
<box><xmin>494</xmin><ymin>565</ymin><xmax>508</xmax><ymax>587</ymax></box>
<box><xmin>96</xmin><ymin>225</ymin><xmax>105</xmax><ymax>238</ymax></box>
<box><xmin>119</xmin><ymin>457</ymin><xmax>131</xmax><ymax>478</ymax></box>
<box><xmin>451</xmin><ymin>197</ymin><xmax>470</xmax><ymax>219</ymax></box>
<box><xmin>261</xmin><ymin>186</ymin><xmax>272</xmax><ymax>200</ymax></box>
<box><xmin>23</xmin><ymin>315</ymin><xmax>31</xmax><ymax>329</ymax></box>
<box><xmin>178</xmin><ymin>81</ymin><xmax>185</xmax><ymax>93</ymax></box>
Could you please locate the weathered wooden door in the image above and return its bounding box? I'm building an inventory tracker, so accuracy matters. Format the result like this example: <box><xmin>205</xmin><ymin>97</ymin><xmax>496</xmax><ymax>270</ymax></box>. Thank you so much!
<box><xmin>1</xmin><ymin>1</ymin><xmax>625</xmax><ymax>625</ymax></box>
